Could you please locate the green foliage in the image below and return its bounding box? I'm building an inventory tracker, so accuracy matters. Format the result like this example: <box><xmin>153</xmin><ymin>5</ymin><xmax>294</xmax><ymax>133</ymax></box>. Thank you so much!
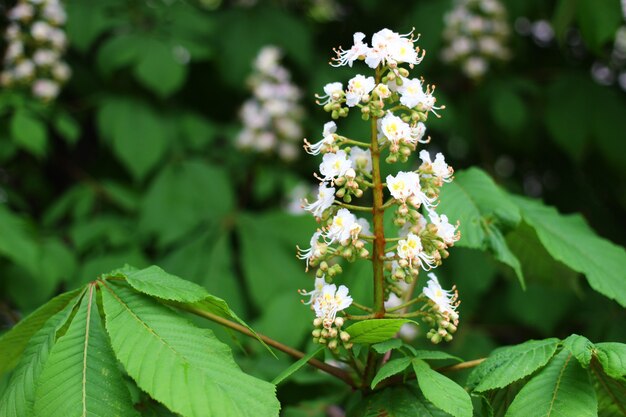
<box><xmin>371</xmin><ymin>357</ymin><xmax>413</xmax><ymax>389</ymax></box>
<box><xmin>468</xmin><ymin>338</ymin><xmax>559</xmax><ymax>392</ymax></box>
<box><xmin>272</xmin><ymin>347</ymin><xmax>325</xmax><ymax>385</ymax></box>
<box><xmin>505</xmin><ymin>350</ymin><xmax>597</xmax><ymax>417</ymax></box>
<box><xmin>10</xmin><ymin>109</ymin><xmax>47</xmax><ymax>157</ymax></box>
<box><xmin>413</xmin><ymin>359</ymin><xmax>473</xmax><ymax>417</ymax></box>
<box><xmin>345</xmin><ymin>319</ymin><xmax>412</xmax><ymax>344</ymax></box>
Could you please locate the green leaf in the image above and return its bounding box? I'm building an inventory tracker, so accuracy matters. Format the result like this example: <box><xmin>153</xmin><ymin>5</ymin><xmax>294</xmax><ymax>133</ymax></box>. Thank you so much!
<box><xmin>595</xmin><ymin>343</ymin><xmax>626</xmax><ymax>380</ymax></box>
<box><xmin>140</xmin><ymin>160</ymin><xmax>233</xmax><ymax>246</ymax></box>
<box><xmin>101</xmin><ymin>283</ymin><xmax>280</xmax><ymax>417</ymax></box>
<box><xmin>362</xmin><ymin>386</ymin><xmax>452</xmax><ymax>417</ymax></box>
<box><xmin>97</xmin><ymin>97</ymin><xmax>170</xmax><ymax>180</ymax></box>
<box><xmin>96</xmin><ymin>34</ymin><xmax>143</xmax><ymax>76</ymax></box>
<box><xmin>513</xmin><ymin>195</ymin><xmax>626</xmax><ymax>307</ymax></box>
<box><xmin>412</xmin><ymin>350</ymin><xmax>463</xmax><ymax>362</ymax></box>
<box><xmin>345</xmin><ymin>319</ymin><xmax>411</xmax><ymax>344</ymax></box>
<box><xmin>371</xmin><ymin>357</ymin><xmax>412</xmax><ymax>389</ymax></box>
<box><xmin>590</xmin><ymin>362</ymin><xmax>626</xmax><ymax>417</ymax></box>
<box><xmin>133</xmin><ymin>38</ymin><xmax>187</xmax><ymax>98</ymax></box>
<box><xmin>413</xmin><ymin>359</ymin><xmax>473</xmax><ymax>417</ymax></box>
<box><xmin>10</xmin><ymin>109</ymin><xmax>47</xmax><ymax>157</ymax></box>
<box><xmin>562</xmin><ymin>334</ymin><xmax>595</xmax><ymax>368</ymax></box>
<box><xmin>0</xmin><ymin>205</ymin><xmax>39</xmax><ymax>276</ymax></box>
<box><xmin>65</xmin><ymin>0</ymin><xmax>119</xmax><ymax>52</ymax></box>
<box><xmin>0</xmin><ymin>289</ymin><xmax>83</xmax><ymax>376</ymax></box>
<box><xmin>469</xmin><ymin>338</ymin><xmax>559</xmax><ymax>392</ymax></box>
<box><xmin>437</xmin><ymin>168</ymin><xmax>524</xmax><ymax>285</ymax></box>
<box><xmin>372</xmin><ymin>338</ymin><xmax>404</xmax><ymax>354</ymax></box>
<box><xmin>33</xmin><ymin>285</ymin><xmax>139</xmax><ymax>417</ymax></box>
<box><xmin>490</xmin><ymin>87</ymin><xmax>527</xmax><ymax>136</ymax></box>
<box><xmin>505</xmin><ymin>349</ymin><xmax>597</xmax><ymax>417</ymax></box>
<box><xmin>53</xmin><ymin>111</ymin><xmax>80</xmax><ymax>145</ymax></box>
<box><xmin>0</xmin><ymin>300</ymin><xmax>78</xmax><ymax>417</ymax></box>
<box><xmin>109</xmin><ymin>265</ymin><xmax>273</xmax><ymax>355</ymax></box>
<box><xmin>272</xmin><ymin>347</ymin><xmax>324</xmax><ymax>385</ymax></box>
<box><xmin>576</xmin><ymin>0</ymin><xmax>623</xmax><ymax>51</ymax></box>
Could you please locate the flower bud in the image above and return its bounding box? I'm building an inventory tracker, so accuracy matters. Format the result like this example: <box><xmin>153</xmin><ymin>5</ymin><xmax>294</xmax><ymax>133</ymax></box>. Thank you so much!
<box><xmin>354</xmin><ymin>189</ymin><xmax>363</xmax><ymax>198</ymax></box>
<box><xmin>340</xmin><ymin>331</ymin><xmax>351</xmax><ymax>342</ymax></box>
<box><xmin>430</xmin><ymin>333</ymin><xmax>442</xmax><ymax>344</ymax></box>
<box><xmin>320</xmin><ymin>261</ymin><xmax>329</xmax><ymax>271</ymax></box>
<box><xmin>334</xmin><ymin>317</ymin><xmax>344</xmax><ymax>327</ymax></box>
<box><xmin>321</xmin><ymin>329</ymin><xmax>329</xmax><ymax>338</ymax></box>
<box><xmin>313</xmin><ymin>318</ymin><xmax>323</xmax><ymax>327</ymax></box>
<box><xmin>312</xmin><ymin>329</ymin><xmax>321</xmax><ymax>338</ymax></box>
<box><xmin>343</xmin><ymin>342</ymin><xmax>353</xmax><ymax>350</ymax></box>
<box><xmin>318</xmin><ymin>337</ymin><xmax>327</xmax><ymax>344</ymax></box>
<box><xmin>329</xmin><ymin>328</ymin><xmax>338</xmax><ymax>338</ymax></box>
<box><xmin>328</xmin><ymin>340</ymin><xmax>338</xmax><ymax>350</ymax></box>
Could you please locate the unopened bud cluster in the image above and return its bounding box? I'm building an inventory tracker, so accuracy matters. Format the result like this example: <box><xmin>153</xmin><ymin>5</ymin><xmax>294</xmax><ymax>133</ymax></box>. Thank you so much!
<box><xmin>298</xmin><ymin>29</ymin><xmax>463</xmax><ymax>347</ymax></box>
<box><xmin>1</xmin><ymin>0</ymin><xmax>71</xmax><ymax>101</ymax></box>
<box><xmin>311</xmin><ymin>316</ymin><xmax>352</xmax><ymax>352</ymax></box>
<box><xmin>441</xmin><ymin>0</ymin><xmax>511</xmax><ymax>79</ymax></box>
<box><xmin>236</xmin><ymin>46</ymin><xmax>304</xmax><ymax>161</ymax></box>
<box><xmin>422</xmin><ymin>273</ymin><xmax>460</xmax><ymax>343</ymax></box>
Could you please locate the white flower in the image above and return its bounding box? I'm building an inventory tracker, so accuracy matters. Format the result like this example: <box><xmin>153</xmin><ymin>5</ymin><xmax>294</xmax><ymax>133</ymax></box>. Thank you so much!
<box><xmin>379</xmin><ymin>112</ymin><xmax>411</xmax><ymax>144</ymax></box>
<box><xmin>464</xmin><ymin>57</ymin><xmax>488</xmax><ymax>78</ymax></box>
<box><xmin>345</xmin><ymin>74</ymin><xmax>375</xmax><ymax>107</ymax></box>
<box><xmin>300</xmin><ymin>277</ymin><xmax>327</xmax><ymax>305</ymax></box>
<box><xmin>31</xmin><ymin>21</ymin><xmax>54</xmax><ymax>42</ymax></box>
<box><xmin>254</xmin><ymin>46</ymin><xmax>281</xmax><ymax>73</ymax></box>
<box><xmin>8</xmin><ymin>3</ymin><xmax>34</xmax><ymax>21</ymax></box>
<box><xmin>398</xmin><ymin>78</ymin><xmax>424</xmax><ymax>108</ymax></box>
<box><xmin>318</xmin><ymin>150</ymin><xmax>352</xmax><ymax>182</ymax></box>
<box><xmin>388</xmin><ymin>36</ymin><xmax>420</xmax><ymax>65</ymax></box>
<box><xmin>429</xmin><ymin>212</ymin><xmax>459</xmax><ymax>245</ymax></box>
<box><xmin>373</xmin><ymin>83</ymin><xmax>392</xmax><ymax>100</ymax></box>
<box><xmin>317</xmin><ymin>82</ymin><xmax>343</xmax><ymax>105</ymax></box>
<box><xmin>14</xmin><ymin>60</ymin><xmax>35</xmax><ymax>79</ymax></box>
<box><xmin>349</xmin><ymin>147</ymin><xmax>372</xmax><ymax>173</ymax></box>
<box><xmin>423</xmin><ymin>273</ymin><xmax>458</xmax><ymax>316</ymax></box>
<box><xmin>332</xmin><ymin>32</ymin><xmax>370</xmax><ymax>67</ymax></box>
<box><xmin>33</xmin><ymin>49</ymin><xmax>58</xmax><ymax>66</ymax></box>
<box><xmin>49</xmin><ymin>28</ymin><xmax>67</xmax><ymax>50</ymax></box>
<box><xmin>32</xmin><ymin>79</ymin><xmax>59</xmax><ymax>100</ymax></box>
<box><xmin>43</xmin><ymin>2</ymin><xmax>67</xmax><ymax>25</ymax></box>
<box><xmin>419</xmin><ymin>150</ymin><xmax>453</xmax><ymax>182</ymax></box>
<box><xmin>324</xmin><ymin>208</ymin><xmax>359</xmax><ymax>245</ymax></box>
<box><xmin>356</xmin><ymin>217</ymin><xmax>372</xmax><ymax>236</ymax></box>
<box><xmin>240</xmin><ymin>100</ymin><xmax>269</xmax><ymax>129</ymax></box>
<box><xmin>365</xmin><ymin>28</ymin><xmax>400</xmax><ymax>68</ymax></box>
<box><xmin>297</xmin><ymin>231</ymin><xmax>326</xmax><ymax>270</ymax></box>
<box><xmin>304</xmin><ymin>183</ymin><xmax>336</xmax><ymax>218</ymax></box>
<box><xmin>409</xmin><ymin>122</ymin><xmax>427</xmax><ymax>144</ymax></box>
<box><xmin>305</xmin><ymin>121</ymin><xmax>336</xmax><ymax>155</ymax></box>
<box><xmin>397</xmin><ymin>232</ymin><xmax>436</xmax><ymax>269</ymax></box>
<box><xmin>386</xmin><ymin>171</ymin><xmax>420</xmax><ymax>202</ymax></box>
<box><xmin>5</xmin><ymin>41</ymin><xmax>24</xmax><ymax>61</ymax></box>
<box><xmin>313</xmin><ymin>284</ymin><xmax>353</xmax><ymax>328</ymax></box>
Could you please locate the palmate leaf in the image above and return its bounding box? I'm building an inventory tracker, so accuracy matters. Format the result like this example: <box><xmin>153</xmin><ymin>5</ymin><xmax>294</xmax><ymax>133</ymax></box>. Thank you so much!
<box><xmin>0</xmin><ymin>298</ymin><xmax>79</xmax><ymax>417</ymax></box>
<box><xmin>362</xmin><ymin>386</ymin><xmax>452</xmax><ymax>417</ymax></box>
<box><xmin>0</xmin><ymin>288</ymin><xmax>83</xmax><ymax>375</ymax></box>
<box><xmin>512</xmin><ymin>196</ymin><xmax>626</xmax><ymax>307</ymax></box>
<box><xmin>100</xmin><ymin>282</ymin><xmax>280</xmax><ymax>417</ymax></box>
<box><xmin>468</xmin><ymin>338</ymin><xmax>560</xmax><ymax>392</ymax></box>
<box><xmin>412</xmin><ymin>359</ymin><xmax>472</xmax><ymax>417</ymax></box>
<box><xmin>590</xmin><ymin>360</ymin><xmax>626</xmax><ymax>417</ymax></box>
<box><xmin>33</xmin><ymin>285</ymin><xmax>138</xmax><ymax>417</ymax></box>
<box><xmin>109</xmin><ymin>265</ymin><xmax>272</xmax><ymax>354</ymax></box>
<box><xmin>505</xmin><ymin>349</ymin><xmax>597</xmax><ymax>417</ymax></box>
<box><xmin>370</xmin><ymin>357</ymin><xmax>413</xmax><ymax>389</ymax></box>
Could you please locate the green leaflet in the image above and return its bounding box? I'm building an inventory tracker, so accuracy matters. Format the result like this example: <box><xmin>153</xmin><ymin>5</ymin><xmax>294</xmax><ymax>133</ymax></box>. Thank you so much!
<box><xmin>562</xmin><ymin>334</ymin><xmax>595</xmax><ymax>368</ymax></box>
<box><xmin>413</xmin><ymin>359</ymin><xmax>473</xmax><ymax>417</ymax></box>
<box><xmin>589</xmin><ymin>361</ymin><xmax>626</xmax><ymax>417</ymax></box>
<box><xmin>594</xmin><ymin>343</ymin><xmax>626</xmax><ymax>380</ymax></box>
<box><xmin>112</xmin><ymin>264</ymin><xmax>272</xmax><ymax>354</ymax></box>
<box><xmin>345</xmin><ymin>319</ymin><xmax>412</xmax><ymax>344</ymax></box>
<box><xmin>101</xmin><ymin>282</ymin><xmax>280</xmax><ymax>417</ymax></box>
<box><xmin>505</xmin><ymin>349</ymin><xmax>597</xmax><ymax>417</ymax></box>
<box><xmin>272</xmin><ymin>347</ymin><xmax>324</xmax><ymax>385</ymax></box>
<box><xmin>437</xmin><ymin>168</ymin><xmax>524</xmax><ymax>287</ymax></box>
<box><xmin>33</xmin><ymin>285</ymin><xmax>138</xmax><ymax>417</ymax></box>
<box><xmin>362</xmin><ymin>386</ymin><xmax>452</xmax><ymax>417</ymax></box>
<box><xmin>0</xmin><ymin>288</ymin><xmax>83</xmax><ymax>375</ymax></box>
<box><xmin>468</xmin><ymin>338</ymin><xmax>559</xmax><ymax>392</ymax></box>
<box><xmin>371</xmin><ymin>357</ymin><xmax>413</xmax><ymax>389</ymax></box>
<box><xmin>0</xmin><ymin>299</ymin><xmax>79</xmax><ymax>417</ymax></box>
<box><xmin>513</xmin><ymin>196</ymin><xmax>626</xmax><ymax>307</ymax></box>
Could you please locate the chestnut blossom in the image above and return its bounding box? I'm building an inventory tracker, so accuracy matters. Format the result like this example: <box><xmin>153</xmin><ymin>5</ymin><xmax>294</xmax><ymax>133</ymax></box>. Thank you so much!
<box><xmin>345</xmin><ymin>74</ymin><xmax>375</xmax><ymax>107</ymax></box>
<box><xmin>429</xmin><ymin>212</ymin><xmax>460</xmax><ymax>245</ymax></box>
<box><xmin>397</xmin><ymin>77</ymin><xmax>424</xmax><ymax>108</ymax></box>
<box><xmin>349</xmin><ymin>147</ymin><xmax>372</xmax><ymax>174</ymax></box>
<box><xmin>386</xmin><ymin>171</ymin><xmax>435</xmax><ymax>209</ymax></box>
<box><xmin>379</xmin><ymin>112</ymin><xmax>411</xmax><ymax>144</ymax></box>
<box><xmin>419</xmin><ymin>150</ymin><xmax>454</xmax><ymax>182</ymax></box>
<box><xmin>305</xmin><ymin>121</ymin><xmax>336</xmax><ymax>155</ymax></box>
<box><xmin>317</xmin><ymin>82</ymin><xmax>344</xmax><ymax>105</ymax></box>
<box><xmin>297</xmin><ymin>231</ymin><xmax>326</xmax><ymax>270</ymax></box>
<box><xmin>304</xmin><ymin>183</ymin><xmax>336</xmax><ymax>218</ymax></box>
<box><xmin>313</xmin><ymin>284</ymin><xmax>353</xmax><ymax>328</ymax></box>
<box><xmin>423</xmin><ymin>273</ymin><xmax>459</xmax><ymax>317</ymax></box>
<box><xmin>332</xmin><ymin>32</ymin><xmax>370</xmax><ymax>67</ymax></box>
<box><xmin>299</xmin><ymin>277</ymin><xmax>327</xmax><ymax>305</ymax></box>
<box><xmin>318</xmin><ymin>150</ymin><xmax>352</xmax><ymax>183</ymax></box>
<box><xmin>324</xmin><ymin>208</ymin><xmax>361</xmax><ymax>245</ymax></box>
<box><xmin>397</xmin><ymin>233</ymin><xmax>436</xmax><ymax>270</ymax></box>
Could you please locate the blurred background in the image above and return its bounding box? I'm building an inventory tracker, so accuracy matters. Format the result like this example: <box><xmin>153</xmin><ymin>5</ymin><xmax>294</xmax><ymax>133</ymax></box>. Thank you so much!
<box><xmin>1</xmin><ymin>0</ymin><xmax>625</xmax><ymax>414</ymax></box>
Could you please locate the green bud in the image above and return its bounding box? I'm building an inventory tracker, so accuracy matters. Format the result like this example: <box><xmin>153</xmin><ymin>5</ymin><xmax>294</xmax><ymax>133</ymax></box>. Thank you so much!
<box><xmin>430</xmin><ymin>333</ymin><xmax>442</xmax><ymax>344</ymax></box>
<box><xmin>336</xmin><ymin>188</ymin><xmax>345</xmax><ymax>198</ymax></box>
<box><xmin>331</xmin><ymin>110</ymin><xmax>339</xmax><ymax>119</ymax></box>
<box><xmin>323</xmin><ymin>103</ymin><xmax>332</xmax><ymax>112</ymax></box>
<box><xmin>328</xmin><ymin>340</ymin><xmax>338</xmax><ymax>350</ymax></box>
<box><xmin>312</xmin><ymin>329</ymin><xmax>321</xmax><ymax>338</ymax></box>
<box><xmin>343</xmin><ymin>194</ymin><xmax>352</xmax><ymax>203</ymax></box>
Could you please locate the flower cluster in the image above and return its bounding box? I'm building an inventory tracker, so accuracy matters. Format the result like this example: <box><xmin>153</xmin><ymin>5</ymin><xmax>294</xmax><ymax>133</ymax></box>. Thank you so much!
<box><xmin>440</xmin><ymin>0</ymin><xmax>511</xmax><ymax>80</ymax></box>
<box><xmin>422</xmin><ymin>273</ymin><xmax>460</xmax><ymax>343</ymax></box>
<box><xmin>299</xmin><ymin>28</ymin><xmax>462</xmax><ymax>347</ymax></box>
<box><xmin>236</xmin><ymin>46</ymin><xmax>305</xmax><ymax>161</ymax></box>
<box><xmin>1</xmin><ymin>0</ymin><xmax>71</xmax><ymax>101</ymax></box>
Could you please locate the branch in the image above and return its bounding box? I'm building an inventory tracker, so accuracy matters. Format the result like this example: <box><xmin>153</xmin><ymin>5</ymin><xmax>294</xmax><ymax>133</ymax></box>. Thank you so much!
<box><xmin>184</xmin><ymin>306</ymin><xmax>357</xmax><ymax>388</ymax></box>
